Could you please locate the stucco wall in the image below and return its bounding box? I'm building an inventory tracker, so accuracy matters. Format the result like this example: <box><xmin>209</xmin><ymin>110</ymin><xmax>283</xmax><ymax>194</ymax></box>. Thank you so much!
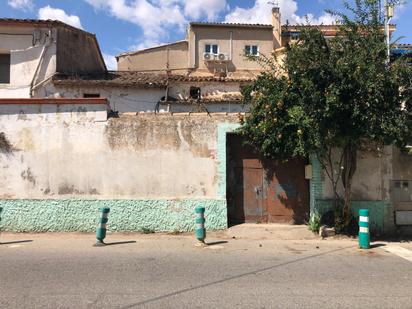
<box><xmin>0</xmin><ymin>26</ymin><xmax>57</xmax><ymax>98</ymax></box>
<box><xmin>321</xmin><ymin>147</ymin><xmax>392</xmax><ymax>201</ymax></box>
<box><xmin>0</xmin><ymin>106</ymin><xmax>239</xmax><ymax>232</ymax></box>
<box><xmin>0</xmin><ymin>109</ymin><xmax>238</xmax><ymax>200</ymax></box>
<box><xmin>117</xmin><ymin>41</ymin><xmax>188</xmax><ymax>72</ymax></box>
<box><xmin>190</xmin><ymin>26</ymin><xmax>274</xmax><ymax>72</ymax></box>
<box><xmin>43</xmin><ymin>84</ymin><xmax>165</xmax><ymax>113</ymax></box>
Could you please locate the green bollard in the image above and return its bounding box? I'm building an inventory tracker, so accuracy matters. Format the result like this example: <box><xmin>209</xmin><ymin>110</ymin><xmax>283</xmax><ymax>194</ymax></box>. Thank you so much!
<box><xmin>359</xmin><ymin>209</ymin><xmax>370</xmax><ymax>249</ymax></box>
<box><xmin>195</xmin><ymin>206</ymin><xmax>206</xmax><ymax>246</ymax></box>
<box><xmin>94</xmin><ymin>207</ymin><xmax>110</xmax><ymax>247</ymax></box>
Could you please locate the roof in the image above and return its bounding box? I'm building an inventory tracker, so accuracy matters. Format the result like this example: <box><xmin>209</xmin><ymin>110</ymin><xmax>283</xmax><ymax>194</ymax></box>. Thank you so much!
<box><xmin>0</xmin><ymin>18</ymin><xmax>107</xmax><ymax>71</ymax></box>
<box><xmin>190</xmin><ymin>22</ymin><xmax>273</xmax><ymax>29</ymax></box>
<box><xmin>170</xmin><ymin>74</ymin><xmax>255</xmax><ymax>82</ymax></box>
<box><xmin>52</xmin><ymin>72</ymin><xmax>256</xmax><ymax>88</ymax></box>
<box><xmin>0</xmin><ymin>98</ymin><xmax>108</xmax><ymax>105</ymax></box>
<box><xmin>52</xmin><ymin>71</ymin><xmax>169</xmax><ymax>88</ymax></box>
<box><xmin>0</xmin><ymin>18</ymin><xmax>95</xmax><ymax>36</ymax></box>
<box><xmin>117</xmin><ymin>40</ymin><xmax>188</xmax><ymax>58</ymax></box>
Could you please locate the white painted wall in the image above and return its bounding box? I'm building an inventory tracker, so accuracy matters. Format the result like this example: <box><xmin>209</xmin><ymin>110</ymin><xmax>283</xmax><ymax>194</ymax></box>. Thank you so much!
<box><xmin>0</xmin><ymin>26</ymin><xmax>57</xmax><ymax>98</ymax></box>
<box><xmin>40</xmin><ymin>84</ymin><xmax>165</xmax><ymax>113</ymax></box>
<box><xmin>0</xmin><ymin>105</ymin><xmax>238</xmax><ymax>199</ymax></box>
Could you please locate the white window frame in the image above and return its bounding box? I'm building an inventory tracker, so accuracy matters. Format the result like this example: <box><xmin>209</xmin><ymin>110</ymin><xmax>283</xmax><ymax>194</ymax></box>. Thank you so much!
<box><xmin>245</xmin><ymin>45</ymin><xmax>259</xmax><ymax>56</ymax></box>
<box><xmin>205</xmin><ymin>43</ymin><xmax>219</xmax><ymax>55</ymax></box>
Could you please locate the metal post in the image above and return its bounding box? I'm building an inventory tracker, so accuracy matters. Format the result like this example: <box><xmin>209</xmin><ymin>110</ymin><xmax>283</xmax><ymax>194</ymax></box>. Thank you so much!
<box><xmin>195</xmin><ymin>206</ymin><xmax>206</xmax><ymax>246</ymax></box>
<box><xmin>94</xmin><ymin>207</ymin><xmax>110</xmax><ymax>247</ymax></box>
<box><xmin>384</xmin><ymin>0</ymin><xmax>394</xmax><ymax>63</ymax></box>
<box><xmin>359</xmin><ymin>209</ymin><xmax>370</xmax><ymax>249</ymax></box>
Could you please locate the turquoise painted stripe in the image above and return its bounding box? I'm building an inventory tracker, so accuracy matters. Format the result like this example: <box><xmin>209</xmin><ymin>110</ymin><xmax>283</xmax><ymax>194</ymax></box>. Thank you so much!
<box><xmin>0</xmin><ymin>199</ymin><xmax>227</xmax><ymax>233</ymax></box>
<box><xmin>313</xmin><ymin>200</ymin><xmax>387</xmax><ymax>234</ymax></box>
<box><xmin>217</xmin><ymin>123</ymin><xmax>241</xmax><ymax>198</ymax></box>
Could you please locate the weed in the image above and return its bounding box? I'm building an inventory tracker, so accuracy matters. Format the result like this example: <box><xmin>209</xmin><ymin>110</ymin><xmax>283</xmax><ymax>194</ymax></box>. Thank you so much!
<box><xmin>141</xmin><ymin>227</ymin><xmax>155</xmax><ymax>234</ymax></box>
<box><xmin>308</xmin><ymin>213</ymin><xmax>321</xmax><ymax>233</ymax></box>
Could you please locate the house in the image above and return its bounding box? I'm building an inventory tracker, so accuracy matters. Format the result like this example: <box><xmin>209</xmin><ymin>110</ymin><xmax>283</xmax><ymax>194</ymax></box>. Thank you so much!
<box><xmin>0</xmin><ymin>10</ymin><xmax>411</xmax><ymax>236</ymax></box>
<box><xmin>49</xmin><ymin>8</ymin><xmax>347</xmax><ymax>114</ymax></box>
<box><xmin>0</xmin><ymin>19</ymin><xmax>106</xmax><ymax>99</ymax></box>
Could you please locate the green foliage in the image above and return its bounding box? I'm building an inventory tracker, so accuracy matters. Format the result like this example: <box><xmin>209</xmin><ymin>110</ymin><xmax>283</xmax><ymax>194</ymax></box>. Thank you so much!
<box><xmin>241</xmin><ymin>0</ymin><xmax>412</xmax><ymax>220</ymax></box>
<box><xmin>141</xmin><ymin>227</ymin><xmax>155</xmax><ymax>234</ymax></box>
<box><xmin>308</xmin><ymin>213</ymin><xmax>321</xmax><ymax>233</ymax></box>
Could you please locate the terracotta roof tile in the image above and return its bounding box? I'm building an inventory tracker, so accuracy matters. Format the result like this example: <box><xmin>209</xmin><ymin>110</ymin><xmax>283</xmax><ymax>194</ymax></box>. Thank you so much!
<box><xmin>190</xmin><ymin>22</ymin><xmax>273</xmax><ymax>29</ymax></box>
<box><xmin>52</xmin><ymin>71</ymin><xmax>169</xmax><ymax>88</ymax></box>
<box><xmin>52</xmin><ymin>72</ymin><xmax>256</xmax><ymax>87</ymax></box>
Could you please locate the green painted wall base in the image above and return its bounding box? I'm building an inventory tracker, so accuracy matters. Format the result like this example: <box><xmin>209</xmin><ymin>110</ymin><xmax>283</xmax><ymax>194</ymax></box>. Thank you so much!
<box><xmin>314</xmin><ymin>199</ymin><xmax>388</xmax><ymax>235</ymax></box>
<box><xmin>0</xmin><ymin>199</ymin><xmax>227</xmax><ymax>233</ymax></box>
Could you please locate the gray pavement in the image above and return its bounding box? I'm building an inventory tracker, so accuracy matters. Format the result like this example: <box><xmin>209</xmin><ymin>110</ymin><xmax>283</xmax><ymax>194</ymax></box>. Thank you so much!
<box><xmin>0</xmin><ymin>226</ymin><xmax>412</xmax><ymax>309</ymax></box>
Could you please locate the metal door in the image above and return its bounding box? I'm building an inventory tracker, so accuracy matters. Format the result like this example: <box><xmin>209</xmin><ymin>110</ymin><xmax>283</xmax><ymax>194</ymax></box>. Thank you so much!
<box><xmin>264</xmin><ymin>158</ymin><xmax>309</xmax><ymax>223</ymax></box>
<box><xmin>227</xmin><ymin>134</ymin><xmax>309</xmax><ymax>225</ymax></box>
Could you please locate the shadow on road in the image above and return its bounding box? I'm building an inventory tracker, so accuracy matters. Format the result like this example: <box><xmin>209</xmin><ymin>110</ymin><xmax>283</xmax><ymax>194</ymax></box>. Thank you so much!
<box><xmin>121</xmin><ymin>244</ymin><xmax>355</xmax><ymax>309</ymax></box>
<box><xmin>370</xmin><ymin>243</ymin><xmax>386</xmax><ymax>249</ymax></box>
<box><xmin>105</xmin><ymin>240</ymin><xmax>137</xmax><ymax>246</ymax></box>
<box><xmin>206</xmin><ymin>241</ymin><xmax>228</xmax><ymax>246</ymax></box>
<box><xmin>0</xmin><ymin>240</ymin><xmax>33</xmax><ymax>245</ymax></box>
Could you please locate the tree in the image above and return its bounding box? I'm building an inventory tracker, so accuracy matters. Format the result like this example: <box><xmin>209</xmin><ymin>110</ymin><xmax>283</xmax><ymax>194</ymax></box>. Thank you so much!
<box><xmin>241</xmin><ymin>0</ymin><xmax>412</xmax><ymax>229</ymax></box>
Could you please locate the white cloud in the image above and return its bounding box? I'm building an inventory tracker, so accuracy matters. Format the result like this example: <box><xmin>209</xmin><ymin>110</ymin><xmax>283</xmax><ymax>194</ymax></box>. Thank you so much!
<box><xmin>84</xmin><ymin>0</ymin><xmax>228</xmax><ymax>50</ymax></box>
<box><xmin>38</xmin><ymin>6</ymin><xmax>83</xmax><ymax>29</ymax></box>
<box><xmin>225</xmin><ymin>0</ymin><xmax>336</xmax><ymax>25</ymax></box>
<box><xmin>103</xmin><ymin>53</ymin><xmax>117</xmax><ymax>70</ymax></box>
<box><xmin>183</xmin><ymin>0</ymin><xmax>228</xmax><ymax>21</ymax></box>
<box><xmin>8</xmin><ymin>0</ymin><xmax>33</xmax><ymax>11</ymax></box>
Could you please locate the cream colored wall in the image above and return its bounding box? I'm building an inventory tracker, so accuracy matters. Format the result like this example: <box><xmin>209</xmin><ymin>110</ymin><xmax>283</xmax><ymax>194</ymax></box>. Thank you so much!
<box><xmin>191</xmin><ymin>26</ymin><xmax>274</xmax><ymax>72</ymax></box>
<box><xmin>117</xmin><ymin>41</ymin><xmax>188</xmax><ymax>72</ymax></box>
<box><xmin>321</xmin><ymin>147</ymin><xmax>393</xmax><ymax>201</ymax></box>
<box><xmin>0</xmin><ymin>106</ymin><xmax>238</xmax><ymax>199</ymax></box>
<box><xmin>0</xmin><ymin>26</ymin><xmax>57</xmax><ymax>98</ymax></box>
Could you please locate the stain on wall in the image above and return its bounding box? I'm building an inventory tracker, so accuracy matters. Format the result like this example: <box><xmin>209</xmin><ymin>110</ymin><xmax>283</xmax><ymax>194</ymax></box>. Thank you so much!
<box><xmin>0</xmin><ymin>132</ymin><xmax>13</xmax><ymax>153</ymax></box>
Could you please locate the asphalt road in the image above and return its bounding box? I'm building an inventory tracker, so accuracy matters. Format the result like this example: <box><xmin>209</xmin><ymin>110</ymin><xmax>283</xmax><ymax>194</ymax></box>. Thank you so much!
<box><xmin>0</xmin><ymin>231</ymin><xmax>411</xmax><ymax>309</ymax></box>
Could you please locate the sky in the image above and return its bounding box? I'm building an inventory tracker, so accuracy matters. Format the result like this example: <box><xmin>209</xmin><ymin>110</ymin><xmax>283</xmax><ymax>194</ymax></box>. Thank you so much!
<box><xmin>2</xmin><ymin>0</ymin><xmax>412</xmax><ymax>70</ymax></box>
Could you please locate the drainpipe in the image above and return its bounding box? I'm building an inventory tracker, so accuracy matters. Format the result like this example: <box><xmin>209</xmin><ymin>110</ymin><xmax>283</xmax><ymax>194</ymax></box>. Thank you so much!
<box><xmin>29</xmin><ymin>30</ymin><xmax>52</xmax><ymax>97</ymax></box>
<box><xmin>229</xmin><ymin>31</ymin><xmax>233</xmax><ymax>61</ymax></box>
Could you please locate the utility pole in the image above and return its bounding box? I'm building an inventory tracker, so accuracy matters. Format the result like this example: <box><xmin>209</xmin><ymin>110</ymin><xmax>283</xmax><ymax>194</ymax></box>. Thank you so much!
<box><xmin>384</xmin><ymin>0</ymin><xmax>394</xmax><ymax>63</ymax></box>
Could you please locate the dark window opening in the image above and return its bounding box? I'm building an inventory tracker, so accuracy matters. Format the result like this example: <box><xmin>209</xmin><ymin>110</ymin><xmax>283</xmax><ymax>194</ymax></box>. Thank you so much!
<box><xmin>83</xmin><ymin>93</ymin><xmax>100</xmax><ymax>98</ymax></box>
<box><xmin>0</xmin><ymin>54</ymin><xmax>11</xmax><ymax>84</ymax></box>
<box><xmin>205</xmin><ymin>44</ymin><xmax>219</xmax><ymax>54</ymax></box>
<box><xmin>245</xmin><ymin>45</ymin><xmax>259</xmax><ymax>56</ymax></box>
<box><xmin>189</xmin><ymin>87</ymin><xmax>201</xmax><ymax>100</ymax></box>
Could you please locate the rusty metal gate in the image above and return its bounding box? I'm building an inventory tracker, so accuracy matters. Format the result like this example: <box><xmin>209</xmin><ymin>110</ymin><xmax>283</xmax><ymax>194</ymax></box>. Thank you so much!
<box><xmin>227</xmin><ymin>134</ymin><xmax>309</xmax><ymax>225</ymax></box>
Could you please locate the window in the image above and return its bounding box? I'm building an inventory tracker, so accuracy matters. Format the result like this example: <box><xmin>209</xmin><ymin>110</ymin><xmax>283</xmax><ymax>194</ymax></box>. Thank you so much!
<box><xmin>83</xmin><ymin>93</ymin><xmax>100</xmax><ymax>98</ymax></box>
<box><xmin>189</xmin><ymin>87</ymin><xmax>201</xmax><ymax>99</ymax></box>
<box><xmin>245</xmin><ymin>45</ymin><xmax>259</xmax><ymax>56</ymax></box>
<box><xmin>205</xmin><ymin>44</ymin><xmax>219</xmax><ymax>54</ymax></box>
<box><xmin>0</xmin><ymin>54</ymin><xmax>10</xmax><ymax>84</ymax></box>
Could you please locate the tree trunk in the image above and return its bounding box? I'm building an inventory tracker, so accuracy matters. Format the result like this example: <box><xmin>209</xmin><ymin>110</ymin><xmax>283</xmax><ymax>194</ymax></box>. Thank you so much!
<box><xmin>342</xmin><ymin>143</ymin><xmax>357</xmax><ymax>224</ymax></box>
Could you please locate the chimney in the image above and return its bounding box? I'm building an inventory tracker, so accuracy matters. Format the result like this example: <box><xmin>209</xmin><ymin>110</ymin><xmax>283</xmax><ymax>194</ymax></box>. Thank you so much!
<box><xmin>272</xmin><ymin>7</ymin><xmax>282</xmax><ymax>49</ymax></box>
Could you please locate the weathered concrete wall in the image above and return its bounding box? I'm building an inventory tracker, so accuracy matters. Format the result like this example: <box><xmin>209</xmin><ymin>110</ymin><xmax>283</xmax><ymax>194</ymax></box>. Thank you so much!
<box><xmin>310</xmin><ymin>146</ymin><xmax>412</xmax><ymax>234</ymax></box>
<box><xmin>0</xmin><ymin>26</ymin><xmax>57</xmax><ymax>98</ymax></box>
<box><xmin>43</xmin><ymin>84</ymin><xmax>165</xmax><ymax>113</ymax></box>
<box><xmin>56</xmin><ymin>27</ymin><xmax>106</xmax><ymax>74</ymax></box>
<box><xmin>46</xmin><ymin>81</ymin><xmax>247</xmax><ymax>113</ymax></box>
<box><xmin>0</xmin><ymin>107</ymin><xmax>239</xmax><ymax>232</ymax></box>
<box><xmin>0</xmin><ymin>109</ymin><xmax>237</xmax><ymax>199</ymax></box>
<box><xmin>117</xmin><ymin>41</ymin><xmax>188</xmax><ymax>72</ymax></box>
<box><xmin>321</xmin><ymin>147</ymin><xmax>392</xmax><ymax>201</ymax></box>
